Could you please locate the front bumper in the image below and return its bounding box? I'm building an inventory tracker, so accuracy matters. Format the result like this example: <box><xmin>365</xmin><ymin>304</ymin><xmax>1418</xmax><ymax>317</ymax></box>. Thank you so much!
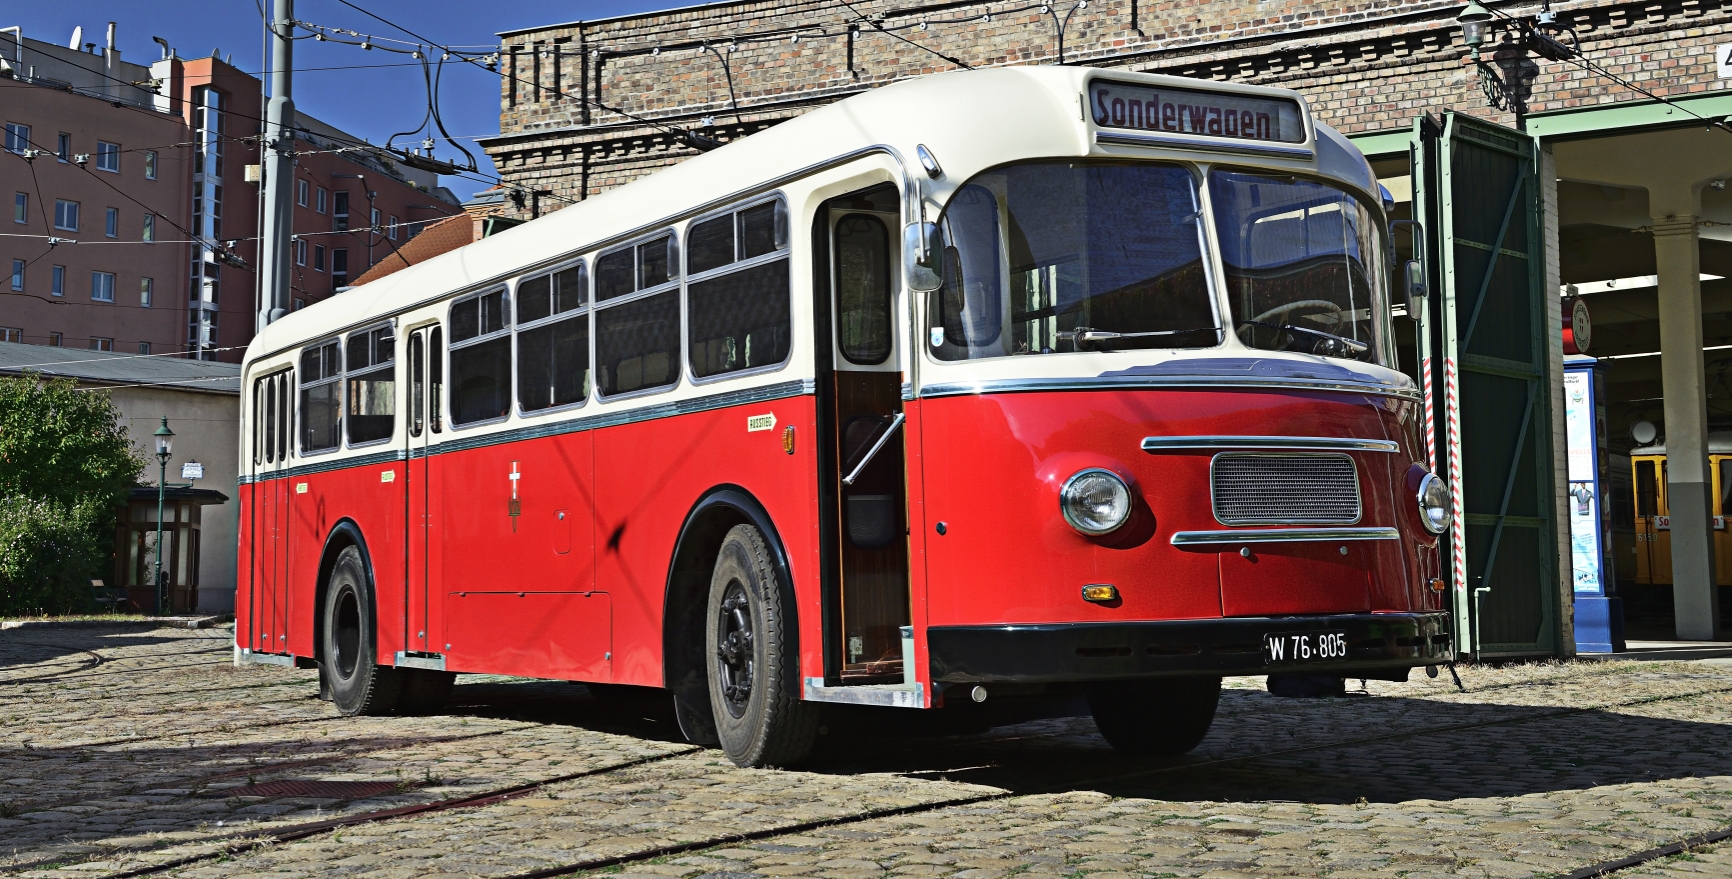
<box><xmin>927</xmin><ymin>612</ymin><xmax>1452</xmax><ymax>683</ymax></box>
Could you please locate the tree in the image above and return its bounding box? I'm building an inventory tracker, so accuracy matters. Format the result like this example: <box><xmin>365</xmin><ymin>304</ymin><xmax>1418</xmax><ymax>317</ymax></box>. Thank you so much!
<box><xmin>0</xmin><ymin>374</ymin><xmax>143</xmax><ymax>614</ymax></box>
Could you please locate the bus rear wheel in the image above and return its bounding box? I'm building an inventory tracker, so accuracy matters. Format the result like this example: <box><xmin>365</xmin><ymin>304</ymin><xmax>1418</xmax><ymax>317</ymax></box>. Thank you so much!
<box><xmin>705</xmin><ymin>524</ymin><xmax>817</xmax><ymax>768</ymax></box>
<box><xmin>321</xmin><ymin>546</ymin><xmax>401</xmax><ymax>716</ymax></box>
<box><xmin>1088</xmin><ymin>676</ymin><xmax>1221</xmax><ymax>755</ymax></box>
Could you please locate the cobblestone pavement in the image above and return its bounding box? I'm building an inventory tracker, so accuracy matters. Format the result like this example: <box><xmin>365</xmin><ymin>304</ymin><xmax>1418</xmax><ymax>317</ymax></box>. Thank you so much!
<box><xmin>3</xmin><ymin>625</ymin><xmax>1731</xmax><ymax>878</ymax></box>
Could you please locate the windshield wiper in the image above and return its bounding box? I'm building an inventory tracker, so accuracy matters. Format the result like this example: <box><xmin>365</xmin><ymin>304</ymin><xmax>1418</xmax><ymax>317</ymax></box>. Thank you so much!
<box><xmin>1059</xmin><ymin>325</ymin><xmax>1221</xmax><ymax>347</ymax></box>
<box><xmin>1237</xmin><ymin>320</ymin><xmax>1370</xmax><ymax>358</ymax></box>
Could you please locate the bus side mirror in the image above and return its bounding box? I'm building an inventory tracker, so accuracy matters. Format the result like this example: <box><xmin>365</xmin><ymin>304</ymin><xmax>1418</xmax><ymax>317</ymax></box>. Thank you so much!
<box><xmin>904</xmin><ymin>222</ymin><xmax>943</xmax><ymax>292</ymax></box>
<box><xmin>1405</xmin><ymin>258</ymin><xmax>1428</xmax><ymax>303</ymax></box>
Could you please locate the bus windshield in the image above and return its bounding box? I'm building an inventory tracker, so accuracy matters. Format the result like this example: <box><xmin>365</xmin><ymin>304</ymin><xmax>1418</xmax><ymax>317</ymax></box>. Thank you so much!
<box><xmin>927</xmin><ymin>161</ymin><xmax>1220</xmax><ymax>361</ymax></box>
<box><xmin>1209</xmin><ymin>170</ymin><xmax>1384</xmax><ymax>363</ymax></box>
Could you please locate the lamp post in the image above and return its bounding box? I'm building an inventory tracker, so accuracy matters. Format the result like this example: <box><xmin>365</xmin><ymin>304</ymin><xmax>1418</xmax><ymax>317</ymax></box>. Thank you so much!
<box><xmin>152</xmin><ymin>417</ymin><xmax>174</xmax><ymax>615</ymax></box>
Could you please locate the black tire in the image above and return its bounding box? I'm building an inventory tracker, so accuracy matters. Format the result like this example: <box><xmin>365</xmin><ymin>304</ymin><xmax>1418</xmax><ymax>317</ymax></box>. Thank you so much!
<box><xmin>1088</xmin><ymin>676</ymin><xmax>1222</xmax><ymax>756</ymax></box>
<box><xmin>396</xmin><ymin>669</ymin><xmax>454</xmax><ymax>714</ymax></box>
<box><xmin>705</xmin><ymin>524</ymin><xmax>818</xmax><ymax>768</ymax></box>
<box><xmin>321</xmin><ymin>545</ymin><xmax>401</xmax><ymax>716</ymax></box>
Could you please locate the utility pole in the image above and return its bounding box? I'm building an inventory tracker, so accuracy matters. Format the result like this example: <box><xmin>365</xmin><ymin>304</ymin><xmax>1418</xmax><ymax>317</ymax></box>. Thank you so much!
<box><xmin>257</xmin><ymin>0</ymin><xmax>295</xmax><ymax>331</ymax></box>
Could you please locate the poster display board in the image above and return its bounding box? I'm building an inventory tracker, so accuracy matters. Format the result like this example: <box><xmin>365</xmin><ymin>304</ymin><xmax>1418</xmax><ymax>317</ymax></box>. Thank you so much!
<box><xmin>1564</xmin><ymin>357</ymin><xmax>1625</xmax><ymax>653</ymax></box>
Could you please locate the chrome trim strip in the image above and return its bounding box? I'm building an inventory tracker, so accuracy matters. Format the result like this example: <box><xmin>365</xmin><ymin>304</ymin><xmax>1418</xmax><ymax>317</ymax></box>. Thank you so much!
<box><xmin>234</xmin><ymin>648</ymin><xmax>295</xmax><ymax>667</ymax></box>
<box><xmin>1095</xmin><ymin>131</ymin><xmax>1315</xmax><ymax>159</ymax></box>
<box><xmin>247</xmin><ymin>378</ymin><xmax>815</xmax><ymax>481</ymax></box>
<box><xmin>1170</xmin><ymin>527</ymin><xmax>1401</xmax><ymax>545</ymax></box>
<box><xmin>919</xmin><ymin>376</ymin><xmax>1419</xmax><ymax>400</ymax></box>
<box><xmin>1145</xmin><ymin>435</ymin><xmax>1401</xmax><ymax>453</ymax></box>
<box><xmin>393</xmin><ymin>652</ymin><xmax>447</xmax><ymax>671</ymax></box>
<box><xmin>803</xmin><ymin>676</ymin><xmax>924</xmax><ymax>708</ymax></box>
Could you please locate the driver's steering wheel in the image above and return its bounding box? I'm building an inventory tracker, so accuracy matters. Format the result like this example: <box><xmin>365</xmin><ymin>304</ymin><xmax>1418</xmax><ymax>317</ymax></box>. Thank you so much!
<box><xmin>1247</xmin><ymin>299</ymin><xmax>1345</xmax><ymax>327</ymax></box>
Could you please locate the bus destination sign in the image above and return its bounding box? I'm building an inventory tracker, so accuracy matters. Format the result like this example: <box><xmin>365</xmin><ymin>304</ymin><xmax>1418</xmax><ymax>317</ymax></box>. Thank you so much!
<box><xmin>1090</xmin><ymin>81</ymin><xmax>1306</xmax><ymax>144</ymax></box>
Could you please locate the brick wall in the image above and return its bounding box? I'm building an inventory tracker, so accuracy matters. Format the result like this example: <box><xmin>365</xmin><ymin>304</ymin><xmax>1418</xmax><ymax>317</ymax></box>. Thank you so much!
<box><xmin>482</xmin><ymin>0</ymin><xmax>1732</xmax><ymax>217</ymax></box>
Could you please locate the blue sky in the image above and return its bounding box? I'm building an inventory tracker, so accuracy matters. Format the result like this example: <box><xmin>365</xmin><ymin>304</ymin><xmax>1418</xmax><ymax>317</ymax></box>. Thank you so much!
<box><xmin>6</xmin><ymin>1</ymin><xmax>676</xmax><ymax>199</ymax></box>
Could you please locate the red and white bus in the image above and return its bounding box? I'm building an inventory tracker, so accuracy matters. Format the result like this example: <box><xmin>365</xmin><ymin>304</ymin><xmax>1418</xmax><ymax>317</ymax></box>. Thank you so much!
<box><xmin>237</xmin><ymin>66</ymin><xmax>1453</xmax><ymax>768</ymax></box>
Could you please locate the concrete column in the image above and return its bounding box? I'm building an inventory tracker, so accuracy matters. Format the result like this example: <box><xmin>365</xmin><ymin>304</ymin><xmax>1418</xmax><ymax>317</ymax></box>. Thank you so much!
<box><xmin>1651</xmin><ymin>189</ymin><xmax>1723</xmax><ymax>640</ymax></box>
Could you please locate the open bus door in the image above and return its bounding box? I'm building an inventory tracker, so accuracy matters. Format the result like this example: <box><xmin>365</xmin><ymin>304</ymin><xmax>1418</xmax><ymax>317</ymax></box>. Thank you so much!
<box><xmin>403</xmin><ymin>326</ymin><xmax>438</xmax><ymax>658</ymax></box>
<box><xmin>816</xmin><ymin>183</ymin><xmax>915</xmax><ymax>686</ymax></box>
<box><xmin>1414</xmin><ymin>110</ymin><xmax>1560</xmax><ymax>659</ymax></box>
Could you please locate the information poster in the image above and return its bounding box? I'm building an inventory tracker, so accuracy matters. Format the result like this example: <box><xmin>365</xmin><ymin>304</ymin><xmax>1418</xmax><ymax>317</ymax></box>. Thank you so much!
<box><xmin>1564</xmin><ymin>370</ymin><xmax>1602</xmax><ymax>593</ymax></box>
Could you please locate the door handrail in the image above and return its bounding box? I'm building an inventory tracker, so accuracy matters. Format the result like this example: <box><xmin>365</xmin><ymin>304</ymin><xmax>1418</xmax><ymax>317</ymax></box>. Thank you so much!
<box><xmin>842</xmin><ymin>412</ymin><xmax>906</xmax><ymax>488</ymax></box>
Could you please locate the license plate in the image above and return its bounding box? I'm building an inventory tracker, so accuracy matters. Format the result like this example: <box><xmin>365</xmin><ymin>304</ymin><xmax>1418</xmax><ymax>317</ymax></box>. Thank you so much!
<box><xmin>1262</xmin><ymin>631</ymin><xmax>1349</xmax><ymax>664</ymax></box>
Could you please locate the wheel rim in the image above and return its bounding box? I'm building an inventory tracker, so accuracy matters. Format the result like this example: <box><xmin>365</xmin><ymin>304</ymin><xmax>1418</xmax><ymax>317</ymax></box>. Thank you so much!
<box><xmin>333</xmin><ymin>585</ymin><xmax>361</xmax><ymax>680</ymax></box>
<box><xmin>714</xmin><ymin>580</ymin><xmax>755</xmax><ymax>718</ymax></box>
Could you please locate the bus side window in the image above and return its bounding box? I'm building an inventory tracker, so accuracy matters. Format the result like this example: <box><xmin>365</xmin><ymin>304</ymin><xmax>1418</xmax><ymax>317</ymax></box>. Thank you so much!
<box><xmin>1635</xmin><ymin>460</ymin><xmax>1658</xmax><ymax>517</ymax></box>
<box><xmin>449</xmin><ymin>289</ymin><xmax>512</xmax><ymax>426</ymax></box>
<box><xmin>300</xmin><ymin>341</ymin><xmax>342</xmax><ymax>453</ymax></box>
<box><xmin>252</xmin><ymin>379</ymin><xmax>265</xmax><ymax>466</ymax></box>
<box><xmin>834</xmin><ymin>213</ymin><xmax>892</xmax><ymax>365</ymax></box>
<box><xmin>596</xmin><ymin>232</ymin><xmax>680</xmax><ymax>396</ymax></box>
<box><xmin>278</xmin><ymin>371</ymin><xmax>291</xmax><ymax>461</ymax></box>
<box><xmin>1719</xmin><ymin>459</ymin><xmax>1732</xmax><ymax>516</ymax></box>
<box><xmin>409</xmin><ymin>333</ymin><xmax>425</xmax><ymax>438</ymax></box>
<box><xmin>264</xmin><ymin>376</ymin><xmax>277</xmax><ymax>464</ymax></box>
<box><xmin>688</xmin><ymin>201</ymin><xmax>792</xmax><ymax>379</ymax></box>
<box><xmin>517</xmin><ymin>263</ymin><xmax>590</xmax><ymax>411</ymax></box>
<box><xmin>430</xmin><ymin>327</ymin><xmax>443</xmax><ymax>433</ymax></box>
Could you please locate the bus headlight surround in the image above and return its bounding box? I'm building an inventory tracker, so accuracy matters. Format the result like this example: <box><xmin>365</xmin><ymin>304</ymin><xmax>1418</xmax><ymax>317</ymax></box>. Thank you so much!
<box><xmin>1060</xmin><ymin>468</ymin><xmax>1133</xmax><ymax>535</ymax></box>
<box><xmin>1417</xmin><ymin>472</ymin><xmax>1451</xmax><ymax>534</ymax></box>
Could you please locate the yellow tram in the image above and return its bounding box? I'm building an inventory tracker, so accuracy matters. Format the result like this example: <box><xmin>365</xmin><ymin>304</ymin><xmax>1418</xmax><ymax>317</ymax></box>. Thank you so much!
<box><xmin>1630</xmin><ymin>432</ymin><xmax>1732</xmax><ymax>585</ymax></box>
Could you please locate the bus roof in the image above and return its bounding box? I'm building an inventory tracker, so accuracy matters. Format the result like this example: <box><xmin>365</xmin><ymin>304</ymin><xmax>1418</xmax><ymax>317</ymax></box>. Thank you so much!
<box><xmin>246</xmin><ymin>65</ymin><xmax>1371</xmax><ymax>368</ymax></box>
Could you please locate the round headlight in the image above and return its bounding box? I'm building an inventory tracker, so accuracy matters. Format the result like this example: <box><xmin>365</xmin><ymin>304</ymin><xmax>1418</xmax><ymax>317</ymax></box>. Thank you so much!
<box><xmin>1060</xmin><ymin>468</ymin><xmax>1132</xmax><ymax>535</ymax></box>
<box><xmin>1417</xmin><ymin>472</ymin><xmax>1451</xmax><ymax>535</ymax></box>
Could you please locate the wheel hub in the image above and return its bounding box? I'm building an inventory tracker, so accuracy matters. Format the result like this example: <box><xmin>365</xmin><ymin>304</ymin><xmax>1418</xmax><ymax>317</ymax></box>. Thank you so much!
<box><xmin>715</xmin><ymin>585</ymin><xmax>754</xmax><ymax>716</ymax></box>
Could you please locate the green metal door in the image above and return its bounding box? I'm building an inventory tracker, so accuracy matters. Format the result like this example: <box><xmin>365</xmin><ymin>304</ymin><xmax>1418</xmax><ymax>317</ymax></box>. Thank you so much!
<box><xmin>1414</xmin><ymin>112</ymin><xmax>1559</xmax><ymax>658</ymax></box>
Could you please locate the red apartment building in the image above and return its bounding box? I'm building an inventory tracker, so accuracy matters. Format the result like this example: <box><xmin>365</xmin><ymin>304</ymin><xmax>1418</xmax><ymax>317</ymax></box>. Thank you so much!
<box><xmin>2</xmin><ymin>24</ymin><xmax>461</xmax><ymax>360</ymax></box>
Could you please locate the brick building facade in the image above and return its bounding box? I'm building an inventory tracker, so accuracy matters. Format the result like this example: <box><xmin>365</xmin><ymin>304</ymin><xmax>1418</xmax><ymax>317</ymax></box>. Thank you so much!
<box><xmin>481</xmin><ymin>0</ymin><xmax>1731</xmax><ymax>210</ymax></box>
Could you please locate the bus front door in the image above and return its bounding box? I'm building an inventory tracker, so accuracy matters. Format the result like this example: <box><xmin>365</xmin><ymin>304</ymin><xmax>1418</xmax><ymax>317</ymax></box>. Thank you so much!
<box><xmin>1633</xmin><ymin>457</ymin><xmax>1670</xmax><ymax>585</ymax></box>
<box><xmin>249</xmin><ymin>370</ymin><xmax>292</xmax><ymax>654</ymax></box>
<box><xmin>404</xmin><ymin>327</ymin><xmax>439</xmax><ymax>657</ymax></box>
<box><xmin>823</xmin><ymin>186</ymin><xmax>913</xmax><ymax>684</ymax></box>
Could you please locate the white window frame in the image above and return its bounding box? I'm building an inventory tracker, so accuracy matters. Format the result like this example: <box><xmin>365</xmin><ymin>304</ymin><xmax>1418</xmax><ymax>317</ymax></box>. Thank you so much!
<box><xmin>95</xmin><ymin>141</ymin><xmax>120</xmax><ymax>173</ymax></box>
<box><xmin>91</xmin><ymin>271</ymin><xmax>115</xmax><ymax>302</ymax></box>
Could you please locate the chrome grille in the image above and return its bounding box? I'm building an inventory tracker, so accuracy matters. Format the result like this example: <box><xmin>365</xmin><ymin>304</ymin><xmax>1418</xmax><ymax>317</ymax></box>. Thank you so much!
<box><xmin>1211</xmin><ymin>453</ymin><xmax>1360</xmax><ymax>525</ymax></box>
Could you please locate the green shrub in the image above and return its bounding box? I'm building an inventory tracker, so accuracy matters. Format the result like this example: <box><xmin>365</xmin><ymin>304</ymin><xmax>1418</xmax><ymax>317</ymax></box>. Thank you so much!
<box><xmin>0</xmin><ymin>496</ymin><xmax>106</xmax><ymax>615</ymax></box>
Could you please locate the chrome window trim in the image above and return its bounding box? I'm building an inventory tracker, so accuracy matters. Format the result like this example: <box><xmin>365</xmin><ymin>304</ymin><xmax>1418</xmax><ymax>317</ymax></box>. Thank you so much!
<box><xmin>296</xmin><ymin>339</ymin><xmax>343</xmax><ymax>458</ymax></box>
<box><xmin>595</xmin><ymin>229</ymin><xmax>680</xmax><ymax>303</ymax></box>
<box><xmin>1170</xmin><ymin>526</ymin><xmax>1398</xmax><ymax>545</ymax></box>
<box><xmin>342</xmin><ymin>322</ymin><xmax>399</xmax><ymax>450</ymax></box>
<box><xmin>512</xmin><ymin>257</ymin><xmax>589</xmax><ymax>328</ymax></box>
<box><xmin>685</xmin><ymin>247</ymin><xmax>790</xmax><ymax>286</ymax></box>
<box><xmin>1145</xmin><ymin>435</ymin><xmax>1400</xmax><ymax>453</ymax></box>
<box><xmin>514</xmin><ymin>258</ymin><xmax>592</xmax><ymax>418</ymax></box>
<box><xmin>1095</xmin><ymin>131</ymin><xmax>1315</xmax><ymax>160</ymax></box>
<box><xmin>1210</xmin><ymin>451</ymin><xmax>1361</xmax><ymax>526</ymax></box>
<box><xmin>447</xmin><ymin>287</ymin><xmax>514</xmax><ymax>432</ymax></box>
<box><xmin>448</xmin><ymin>286</ymin><xmax>512</xmax><ymax>348</ymax></box>
<box><xmin>918</xmin><ymin>375</ymin><xmax>1420</xmax><ymax>400</ymax></box>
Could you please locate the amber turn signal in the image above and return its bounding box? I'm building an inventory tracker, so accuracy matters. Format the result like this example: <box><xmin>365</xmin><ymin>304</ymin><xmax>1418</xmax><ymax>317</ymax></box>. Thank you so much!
<box><xmin>1428</xmin><ymin>577</ymin><xmax>1446</xmax><ymax>593</ymax></box>
<box><xmin>782</xmin><ymin>425</ymin><xmax>796</xmax><ymax>455</ymax></box>
<box><xmin>1082</xmin><ymin>584</ymin><xmax>1119</xmax><ymax>603</ymax></box>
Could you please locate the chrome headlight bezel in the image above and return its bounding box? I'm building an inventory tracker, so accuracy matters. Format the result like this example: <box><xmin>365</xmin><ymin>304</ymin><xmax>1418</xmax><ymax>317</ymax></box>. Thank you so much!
<box><xmin>1416</xmin><ymin>471</ymin><xmax>1451</xmax><ymax>535</ymax></box>
<box><xmin>1059</xmin><ymin>468</ymin><xmax>1133</xmax><ymax>536</ymax></box>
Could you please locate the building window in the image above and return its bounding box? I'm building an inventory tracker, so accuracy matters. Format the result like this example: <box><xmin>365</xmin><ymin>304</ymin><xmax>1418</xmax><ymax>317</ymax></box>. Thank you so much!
<box><xmin>294</xmin><ymin>237</ymin><xmax>306</xmax><ymax>265</ymax></box>
<box><xmin>0</xmin><ymin>327</ymin><xmax>19</xmax><ymax>343</ymax></box>
<box><xmin>49</xmin><ymin>332</ymin><xmax>63</xmax><ymax>346</ymax></box>
<box><xmin>142</xmin><ymin>214</ymin><xmax>155</xmax><ymax>242</ymax></box>
<box><xmin>12</xmin><ymin>192</ymin><xmax>25</xmax><ymax>224</ymax></box>
<box><xmin>332</xmin><ymin>249</ymin><xmax>348</xmax><ymax>287</ymax></box>
<box><xmin>296</xmin><ymin>179</ymin><xmax>308</xmax><ymax>207</ymax></box>
<box><xmin>141</xmin><ymin>277</ymin><xmax>153</xmax><ymax>307</ymax></box>
<box><xmin>388</xmin><ymin>215</ymin><xmax>399</xmax><ymax>240</ymax></box>
<box><xmin>51</xmin><ymin>265</ymin><xmax>64</xmax><ymax>297</ymax></box>
<box><xmin>144</xmin><ymin>150</ymin><xmax>157</xmax><ymax>180</ymax></box>
<box><xmin>9</xmin><ymin>259</ymin><xmax>21</xmax><ymax>291</ymax></box>
<box><xmin>138</xmin><ymin>342</ymin><xmax>151</xmax><ymax>354</ymax></box>
<box><xmin>314</xmin><ymin>244</ymin><xmax>325</xmax><ymax>271</ymax></box>
<box><xmin>370</xmin><ymin>207</ymin><xmax>380</xmax><ymax>232</ymax></box>
<box><xmin>54</xmin><ymin>200</ymin><xmax>78</xmax><ymax>231</ymax></box>
<box><xmin>104</xmin><ymin>207</ymin><xmax>118</xmax><ymax>238</ymax></box>
<box><xmin>95</xmin><ymin>141</ymin><xmax>120</xmax><ymax>173</ymax></box>
<box><xmin>91</xmin><ymin>271</ymin><xmax>115</xmax><ymax>302</ymax></box>
<box><xmin>333</xmin><ymin>191</ymin><xmax>349</xmax><ymax>231</ymax></box>
<box><xmin>4</xmin><ymin>123</ymin><xmax>30</xmax><ymax>154</ymax></box>
<box><xmin>316</xmin><ymin>187</ymin><xmax>327</xmax><ymax>214</ymax></box>
<box><xmin>294</xmin><ymin>297</ymin><xmax>305</xmax><ymax>310</ymax></box>
<box><xmin>406</xmin><ymin>221</ymin><xmax>423</xmax><ymax>240</ymax></box>
<box><xmin>57</xmin><ymin>133</ymin><xmax>70</xmax><ymax>162</ymax></box>
<box><xmin>90</xmin><ymin>337</ymin><xmax>113</xmax><ymax>351</ymax></box>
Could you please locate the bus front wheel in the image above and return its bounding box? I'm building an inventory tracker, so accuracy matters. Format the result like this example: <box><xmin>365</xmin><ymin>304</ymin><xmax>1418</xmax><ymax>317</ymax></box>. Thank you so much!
<box><xmin>1088</xmin><ymin>677</ymin><xmax>1221</xmax><ymax>755</ymax></box>
<box><xmin>705</xmin><ymin>524</ymin><xmax>817</xmax><ymax>768</ymax></box>
<box><xmin>321</xmin><ymin>546</ymin><xmax>402</xmax><ymax>716</ymax></box>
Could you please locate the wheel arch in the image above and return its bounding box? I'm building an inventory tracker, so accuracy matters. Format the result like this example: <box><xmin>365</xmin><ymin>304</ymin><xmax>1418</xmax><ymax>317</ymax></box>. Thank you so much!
<box><xmin>662</xmin><ymin>485</ymin><xmax>799</xmax><ymax>743</ymax></box>
<box><xmin>313</xmin><ymin>518</ymin><xmax>374</xmax><ymax>665</ymax></box>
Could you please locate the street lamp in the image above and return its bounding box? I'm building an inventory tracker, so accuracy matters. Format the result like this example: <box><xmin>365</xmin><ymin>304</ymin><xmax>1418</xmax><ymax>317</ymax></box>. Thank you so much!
<box><xmin>1458</xmin><ymin>1</ymin><xmax>1493</xmax><ymax>60</ymax></box>
<box><xmin>152</xmin><ymin>417</ymin><xmax>174</xmax><ymax>615</ymax></box>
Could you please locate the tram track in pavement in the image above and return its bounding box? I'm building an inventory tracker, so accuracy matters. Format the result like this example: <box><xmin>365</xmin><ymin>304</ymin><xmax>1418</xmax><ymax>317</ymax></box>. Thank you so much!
<box><xmin>71</xmin><ymin>678</ymin><xmax>1732</xmax><ymax>879</ymax></box>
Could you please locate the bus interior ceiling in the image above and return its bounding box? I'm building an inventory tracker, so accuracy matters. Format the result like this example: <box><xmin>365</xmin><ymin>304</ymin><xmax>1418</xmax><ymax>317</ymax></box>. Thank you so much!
<box><xmin>1376</xmin><ymin>123</ymin><xmax>1732</xmax><ymax>641</ymax></box>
